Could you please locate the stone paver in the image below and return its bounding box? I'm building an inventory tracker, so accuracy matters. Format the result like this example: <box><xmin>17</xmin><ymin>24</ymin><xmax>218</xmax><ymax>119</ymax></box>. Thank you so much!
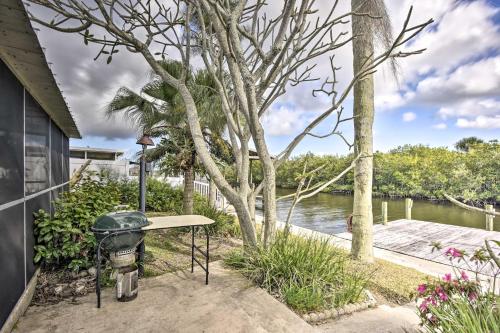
<box><xmin>14</xmin><ymin>261</ymin><xmax>315</xmax><ymax>333</ymax></box>
<box><xmin>319</xmin><ymin>304</ymin><xmax>420</xmax><ymax>333</ymax></box>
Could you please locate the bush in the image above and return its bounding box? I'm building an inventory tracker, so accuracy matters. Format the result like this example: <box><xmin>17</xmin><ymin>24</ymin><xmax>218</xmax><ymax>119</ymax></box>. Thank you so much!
<box><xmin>194</xmin><ymin>199</ymin><xmax>240</xmax><ymax>237</ymax></box>
<box><xmin>34</xmin><ymin>174</ymin><xmax>237</xmax><ymax>271</ymax></box>
<box><xmin>224</xmin><ymin>231</ymin><xmax>369</xmax><ymax>313</ymax></box>
<box><xmin>33</xmin><ymin>172</ymin><xmax>120</xmax><ymax>271</ymax></box>
<box><xmin>117</xmin><ymin>178</ymin><xmax>184</xmax><ymax>213</ymax></box>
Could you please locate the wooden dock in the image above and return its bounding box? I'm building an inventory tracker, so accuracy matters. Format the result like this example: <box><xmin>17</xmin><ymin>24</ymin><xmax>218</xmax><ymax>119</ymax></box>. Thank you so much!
<box><xmin>336</xmin><ymin>219</ymin><xmax>500</xmax><ymax>276</ymax></box>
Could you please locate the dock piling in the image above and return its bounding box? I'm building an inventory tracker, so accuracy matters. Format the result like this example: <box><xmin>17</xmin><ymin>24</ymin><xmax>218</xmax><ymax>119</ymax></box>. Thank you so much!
<box><xmin>486</xmin><ymin>204</ymin><xmax>495</xmax><ymax>231</ymax></box>
<box><xmin>382</xmin><ymin>201</ymin><xmax>388</xmax><ymax>225</ymax></box>
<box><xmin>405</xmin><ymin>198</ymin><xmax>413</xmax><ymax>220</ymax></box>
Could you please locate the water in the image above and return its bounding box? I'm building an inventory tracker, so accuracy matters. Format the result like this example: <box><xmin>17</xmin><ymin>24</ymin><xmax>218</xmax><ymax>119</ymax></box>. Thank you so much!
<box><xmin>257</xmin><ymin>188</ymin><xmax>497</xmax><ymax>234</ymax></box>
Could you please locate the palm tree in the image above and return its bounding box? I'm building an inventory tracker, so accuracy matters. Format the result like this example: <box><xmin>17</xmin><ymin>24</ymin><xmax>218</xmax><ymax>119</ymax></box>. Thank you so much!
<box><xmin>107</xmin><ymin>61</ymin><xmax>225</xmax><ymax>214</ymax></box>
<box><xmin>350</xmin><ymin>0</ymin><xmax>395</xmax><ymax>263</ymax></box>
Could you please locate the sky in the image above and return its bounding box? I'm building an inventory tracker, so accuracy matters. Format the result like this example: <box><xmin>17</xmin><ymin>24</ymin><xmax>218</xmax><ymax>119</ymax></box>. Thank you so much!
<box><xmin>31</xmin><ymin>0</ymin><xmax>500</xmax><ymax>159</ymax></box>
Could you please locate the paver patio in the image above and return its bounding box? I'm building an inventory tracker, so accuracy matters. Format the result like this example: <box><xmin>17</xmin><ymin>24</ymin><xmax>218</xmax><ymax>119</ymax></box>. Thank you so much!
<box><xmin>14</xmin><ymin>261</ymin><xmax>315</xmax><ymax>333</ymax></box>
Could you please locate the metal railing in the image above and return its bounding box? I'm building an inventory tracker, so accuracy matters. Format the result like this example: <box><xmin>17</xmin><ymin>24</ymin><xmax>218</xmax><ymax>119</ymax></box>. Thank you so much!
<box><xmin>193</xmin><ymin>180</ymin><xmax>229</xmax><ymax>211</ymax></box>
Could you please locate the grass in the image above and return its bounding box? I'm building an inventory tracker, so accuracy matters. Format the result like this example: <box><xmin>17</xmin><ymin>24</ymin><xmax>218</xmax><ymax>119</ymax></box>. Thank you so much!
<box><xmin>224</xmin><ymin>231</ymin><xmax>370</xmax><ymax>313</ymax></box>
<box><xmin>143</xmin><ymin>225</ymin><xmax>240</xmax><ymax>277</ymax></box>
<box><xmin>349</xmin><ymin>258</ymin><xmax>431</xmax><ymax>304</ymax></box>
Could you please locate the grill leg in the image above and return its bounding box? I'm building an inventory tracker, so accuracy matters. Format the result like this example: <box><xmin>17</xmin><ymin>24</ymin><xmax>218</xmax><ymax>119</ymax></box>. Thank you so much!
<box><xmin>138</xmin><ymin>241</ymin><xmax>145</xmax><ymax>277</ymax></box>
<box><xmin>96</xmin><ymin>243</ymin><xmax>102</xmax><ymax>308</ymax></box>
<box><xmin>191</xmin><ymin>226</ymin><xmax>194</xmax><ymax>273</ymax></box>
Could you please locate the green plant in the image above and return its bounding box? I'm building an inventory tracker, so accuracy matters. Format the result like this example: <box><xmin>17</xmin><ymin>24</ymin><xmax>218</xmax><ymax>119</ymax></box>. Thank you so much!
<box><xmin>416</xmin><ymin>244</ymin><xmax>500</xmax><ymax>333</ymax></box>
<box><xmin>421</xmin><ymin>294</ymin><xmax>499</xmax><ymax>333</ymax></box>
<box><xmin>145</xmin><ymin>178</ymin><xmax>184</xmax><ymax>213</ymax></box>
<box><xmin>33</xmin><ymin>172</ymin><xmax>120</xmax><ymax>271</ymax></box>
<box><xmin>224</xmin><ymin>232</ymin><xmax>370</xmax><ymax>313</ymax></box>
<box><xmin>194</xmin><ymin>199</ymin><xmax>240</xmax><ymax>237</ymax></box>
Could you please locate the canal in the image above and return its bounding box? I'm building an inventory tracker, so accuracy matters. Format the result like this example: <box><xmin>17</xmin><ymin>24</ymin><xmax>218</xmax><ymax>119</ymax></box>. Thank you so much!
<box><xmin>257</xmin><ymin>189</ymin><xmax>498</xmax><ymax>234</ymax></box>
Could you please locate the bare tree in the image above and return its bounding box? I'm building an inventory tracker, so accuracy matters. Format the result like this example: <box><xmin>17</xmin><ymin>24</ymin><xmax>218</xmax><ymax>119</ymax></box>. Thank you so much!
<box><xmin>27</xmin><ymin>0</ymin><xmax>431</xmax><ymax>248</ymax></box>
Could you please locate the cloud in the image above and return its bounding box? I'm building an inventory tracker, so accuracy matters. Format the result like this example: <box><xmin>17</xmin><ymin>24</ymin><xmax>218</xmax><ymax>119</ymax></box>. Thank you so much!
<box><xmin>437</xmin><ymin>98</ymin><xmax>500</xmax><ymax>120</ymax></box>
<box><xmin>32</xmin><ymin>13</ymin><xmax>150</xmax><ymax>140</ymax></box>
<box><xmin>402</xmin><ymin>112</ymin><xmax>416</xmax><ymax>122</ymax></box>
<box><xmin>432</xmin><ymin>123</ymin><xmax>447</xmax><ymax>130</ymax></box>
<box><xmin>29</xmin><ymin>0</ymin><xmax>500</xmax><ymax>142</ymax></box>
<box><xmin>376</xmin><ymin>1</ymin><xmax>500</xmax><ymax>131</ymax></box>
<box><xmin>262</xmin><ymin>106</ymin><xmax>305</xmax><ymax>136</ymax></box>
<box><xmin>415</xmin><ymin>56</ymin><xmax>500</xmax><ymax>104</ymax></box>
<box><xmin>456</xmin><ymin>116</ymin><xmax>500</xmax><ymax>129</ymax></box>
<box><xmin>435</xmin><ymin>98</ymin><xmax>500</xmax><ymax>129</ymax></box>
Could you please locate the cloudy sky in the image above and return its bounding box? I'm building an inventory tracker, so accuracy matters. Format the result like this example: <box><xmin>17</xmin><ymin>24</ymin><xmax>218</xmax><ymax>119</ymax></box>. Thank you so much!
<box><xmin>32</xmin><ymin>0</ymin><xmax>500</xmax><ymax>158</ymax></box>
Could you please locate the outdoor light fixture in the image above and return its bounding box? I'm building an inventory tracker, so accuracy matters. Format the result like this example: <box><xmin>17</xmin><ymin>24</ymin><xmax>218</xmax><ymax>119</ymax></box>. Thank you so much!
<box><xmin>136</xmin><ymin>133</ymin><xmax>154</xmax><ymax>275</ymax></box>
<box><xmin>136</xmin><ymin>133</ymin><xmax>154</xmax><ymax>147</ymax></box>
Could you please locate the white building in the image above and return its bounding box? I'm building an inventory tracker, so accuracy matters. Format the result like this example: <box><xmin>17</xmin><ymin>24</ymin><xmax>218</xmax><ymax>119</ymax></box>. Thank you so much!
<box><xmin>70</xmin><ymin>147</ymin><xmax>132</xmax><ymax>179</ymax></box>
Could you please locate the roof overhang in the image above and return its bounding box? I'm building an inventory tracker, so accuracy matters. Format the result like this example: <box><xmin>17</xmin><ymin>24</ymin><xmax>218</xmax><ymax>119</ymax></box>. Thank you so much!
<box><xmin>0</xmin><ymin>0</ymin><xmax>81</xmax><ymax>138</ymax></box>
<box><xmin>70</xmin><ymin>146</ymin><xmax>125</xmax><ymax>156</ymax></box>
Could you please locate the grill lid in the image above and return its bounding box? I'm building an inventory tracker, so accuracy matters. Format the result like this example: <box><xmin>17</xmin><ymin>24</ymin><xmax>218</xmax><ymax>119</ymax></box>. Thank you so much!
<box><xmin>92</xmin><ymin>211</ymin><xmax>149</xmax><ymax>232</ymax></box>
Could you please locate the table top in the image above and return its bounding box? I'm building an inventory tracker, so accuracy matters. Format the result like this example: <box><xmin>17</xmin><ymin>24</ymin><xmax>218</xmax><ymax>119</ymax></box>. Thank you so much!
<box><xmin>142</xmin><ymin>215</ymin><xmax>215</xmax><ymax>230</ymax></box>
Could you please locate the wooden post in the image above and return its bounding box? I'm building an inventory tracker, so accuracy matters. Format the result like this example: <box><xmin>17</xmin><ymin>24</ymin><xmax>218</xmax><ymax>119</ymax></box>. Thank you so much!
<box><xmin>381</xmin><ymin>201</ymin><xmax>388</xmax><ymax>225</ymax></box>
<box><xmin>485</xmin><ymin>204</ymin><xmax>495</xmax><ymax>231</ymax></box>
<box><xmin>405</xmin><ymin>198</ymin><xmax>413</xmax><ymax>220</ymax></box>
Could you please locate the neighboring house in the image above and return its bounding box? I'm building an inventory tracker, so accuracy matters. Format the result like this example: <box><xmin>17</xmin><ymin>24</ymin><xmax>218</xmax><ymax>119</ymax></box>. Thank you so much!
<box><xmin>70</xmin><ymin>147</ymin><xmax>131</xmax><ymax>179</ymax></box>
<box><xmin>0</xmin><ymin>0</ymin><xmax>80</xmax><ymax>330</ymax></box>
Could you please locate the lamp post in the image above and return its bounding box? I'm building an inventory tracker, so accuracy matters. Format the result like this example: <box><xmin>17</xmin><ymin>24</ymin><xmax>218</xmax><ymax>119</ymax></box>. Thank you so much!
<box><xmin>136</xmin><ymin>134</ymin><xmax>154</xmax><ymax>276</ymax></box>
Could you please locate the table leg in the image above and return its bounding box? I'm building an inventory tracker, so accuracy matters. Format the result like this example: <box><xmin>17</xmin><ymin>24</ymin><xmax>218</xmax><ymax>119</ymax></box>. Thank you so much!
<box><xmin>191</xmin><ymin>226</ymin><xmax>194</xmax><ymax>273</ymax></box>
<box><xmin>204</xmin><ymin>225</ymin><xmax>209</xmax><ymax>285</ymax></box>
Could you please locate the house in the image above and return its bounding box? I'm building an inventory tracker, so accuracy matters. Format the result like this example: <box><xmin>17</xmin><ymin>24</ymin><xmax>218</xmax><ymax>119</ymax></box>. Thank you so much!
<box><xmin>0</xmin><ymin>0</ymin><xmax>80</xmax><ymax>330</ymax></box>
<box><xmin>70</xmin><ymin>146</ymin><xmax>131</xmax><ymax>179</ymax></box>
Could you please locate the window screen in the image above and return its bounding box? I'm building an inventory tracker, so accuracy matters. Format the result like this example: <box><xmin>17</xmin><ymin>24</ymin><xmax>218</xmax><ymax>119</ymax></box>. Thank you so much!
<box><xmin>25</xmin><ymin>93</ymin><xmax>50</xmax><ymax>195</ymax></box>
<box><xmin>50</xmin><ymin>121</ymin><xmax>63</xmax><ymax>186</ymax></box>
<box><xmin>0</xmin><ymin>60</ymin><xmax>24</xmax><ymax>204</ymax></box>
<box><xmin>62</xmin><ymin>136</ymin><xmax>69</xmax><ymax>183</ymax></box>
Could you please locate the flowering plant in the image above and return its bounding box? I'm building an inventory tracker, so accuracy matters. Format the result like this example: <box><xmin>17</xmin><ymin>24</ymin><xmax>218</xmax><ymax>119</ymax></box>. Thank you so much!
<box><xmin>415</xmin><ymin>242</ymin><xmax>500</xmax><ymax>333</ymax></box>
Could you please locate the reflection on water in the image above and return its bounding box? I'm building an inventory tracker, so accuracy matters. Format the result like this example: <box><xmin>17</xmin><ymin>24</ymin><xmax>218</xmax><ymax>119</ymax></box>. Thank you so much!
<box><xmin>257</xmin><ymin>189</ymin><xmax>496</xmax><ymax>234</ymax></box>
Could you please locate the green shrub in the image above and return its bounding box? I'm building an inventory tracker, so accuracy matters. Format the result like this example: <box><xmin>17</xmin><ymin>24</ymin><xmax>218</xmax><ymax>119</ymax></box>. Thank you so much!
<box><xmin>194</xmin><ymin>199</ymin><xmax>240</xmax><ymax>237</ymax></box>
<box><xmin>145</xmin><ymin>178</ymin><xmax>184</xmax><ymax>213</ymax></box>
<box><xmin>33</xmin><ymin>172</ymin><xmax>120</xmax><ymax>271</ymax></box>
<box><xmin>224</xmin><ymin>231</ymin><xmax>369</xmax><ymax>313</ymax></box>
<box><xmin>116</xmin><ymin>178</ymin><xmax>183</xmax><ymax>213</ymax></box>
<box><xmin>34</xmin><ymin>174</ymin><xmax>237</xmax><ymax>271</ymax></box>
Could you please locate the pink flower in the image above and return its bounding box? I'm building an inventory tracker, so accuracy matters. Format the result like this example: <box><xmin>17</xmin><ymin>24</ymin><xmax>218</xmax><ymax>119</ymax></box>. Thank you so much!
<box><xmin>460</xmin><ymin>271</ymin><xmax>469</xmax><ymax>281</ymax></box>
<box><xmin>419</xmin><ymin>300</ymin><xmax>428</xmax><ymax>312</ymax></box>
<box><xmin>438</xmin><ymin>291</ymin><xmax>448</xmax><ymax>302</ymax></box>
<box><xmin>417</xmin><ymin>284</ymin><xmax>427</xmax><ymax>294</ymax></box>
<box><xmin>445</xmin><ymin>247</ymin><xmax>463</xmax><ymax>258</ymax></box>
<box><xmin>443</xmin><ymin>273</ymin><xmax>452</xmax><ymax>282</ymax></box>
<box><xmin>426</xmin><ymin>296</ymin><xmax>437</xmax><ymax>306</ymax></box>
<box><xmin>468</xmin><ymin>292</ymin><xmax>478</xmax><ymax>301</ymax></box>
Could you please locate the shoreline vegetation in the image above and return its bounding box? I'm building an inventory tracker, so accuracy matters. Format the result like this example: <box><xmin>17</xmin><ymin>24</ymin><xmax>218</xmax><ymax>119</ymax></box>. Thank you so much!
<box><xmin>253</xmin><ymin>143</ymin><xmax>499</xmax><ymax>206</ymax></box>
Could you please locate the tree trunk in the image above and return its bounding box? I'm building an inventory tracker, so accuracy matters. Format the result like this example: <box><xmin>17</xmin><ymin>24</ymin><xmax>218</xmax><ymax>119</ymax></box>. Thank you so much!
<box><xmin>183</xmin><ymin>163</ymin><xmax>195</xmax><ymax>215</ymax></box>
<box><xmin>351</xmin><ymin>0</ymin><xmax>374</xmax><ymax>263</ymax></box>
<box><xmin>208</xmin><ymin>177</ymin><xmax>216</xmax><ymax>208</ymax></box>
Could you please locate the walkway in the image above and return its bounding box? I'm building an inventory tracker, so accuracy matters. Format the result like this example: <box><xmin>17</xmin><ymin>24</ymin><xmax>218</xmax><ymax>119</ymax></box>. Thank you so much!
<box><xmin>319</xmin><ymin>304</ymin><xmax>420</xmax><ymax>333</ymax></box>
<box><xmin>14</xmin><ymin>261</ymin><xmax>315</xmax><ymax>333</ymax></box>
